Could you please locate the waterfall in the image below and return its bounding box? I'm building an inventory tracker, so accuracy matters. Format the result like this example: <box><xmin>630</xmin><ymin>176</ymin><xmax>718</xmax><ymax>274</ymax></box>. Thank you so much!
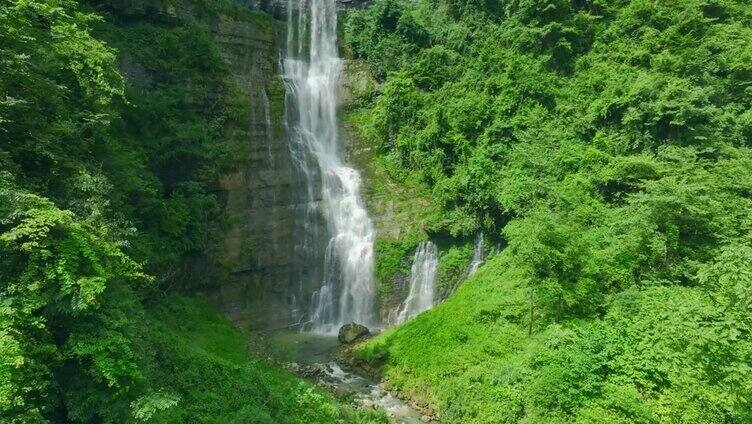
<box><xmin>284</xmin><ymin>0</ymin><xmax>376</xmax><ymax>333</ymax></box>
<box><xmin>467</xmin><ymin>232</ymin><xmax>485</xmax><ymax>277</ymax></box>
<box><xmin>260</xmin><ymin>88</ymin><xmax>274</xmax><ymax>163</ymax></box>
<box><xmin>392</xmin><ymin>241</ymin><xmax>438</xmax><ymax>325</ymax></box>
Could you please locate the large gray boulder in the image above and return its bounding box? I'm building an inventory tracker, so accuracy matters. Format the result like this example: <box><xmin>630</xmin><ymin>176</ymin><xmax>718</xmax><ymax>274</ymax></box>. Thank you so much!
<box><xmin>338</xmin><ymin>323</ymin><xmax>370</xmax><ymax>344</ymax></box>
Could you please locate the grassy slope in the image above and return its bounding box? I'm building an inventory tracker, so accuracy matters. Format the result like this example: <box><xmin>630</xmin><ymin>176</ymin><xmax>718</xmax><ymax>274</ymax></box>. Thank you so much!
<box><xmin>344</xmin><ymin>1</ymin><xmax>752</xmax><ymax>422</ymax></box>
<box><xmin>357</xmin><ymin>252</ymin><xmax>751</xmax><ymax>423</ymax></box>
<box><xmin>140</xmin><ymin>295</ymin><xmax>386</xmax><ymax>423</ymax></box>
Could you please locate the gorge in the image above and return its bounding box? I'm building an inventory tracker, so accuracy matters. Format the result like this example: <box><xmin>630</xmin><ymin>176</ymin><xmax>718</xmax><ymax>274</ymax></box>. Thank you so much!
<box><xmin>3</xmin><ymin>0</ymin><xmax>751</xmax><ymax>422</ymax></box>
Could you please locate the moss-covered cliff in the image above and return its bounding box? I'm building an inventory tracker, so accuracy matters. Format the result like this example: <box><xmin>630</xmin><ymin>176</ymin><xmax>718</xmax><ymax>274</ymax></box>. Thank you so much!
<box><xmin>207</xmin><ymin>4</ymin><xmax>301</xmax><ymax>331</ymax></box>
<box><xmin>339</xmin><ymin>57</ymin><xmax>483</xmax><ymax>322</ymax></box>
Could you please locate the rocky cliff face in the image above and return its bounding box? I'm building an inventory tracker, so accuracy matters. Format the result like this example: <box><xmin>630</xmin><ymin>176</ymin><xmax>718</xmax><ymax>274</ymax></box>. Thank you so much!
<box><xmin>204</xmin><ymin>5</ymin><xmax>378</xmax><ymax>331</ymax></box>
<box><xmin>206</xmin><ymin>12</ymin><xmax>308</xmax><ymax>330</ymax></box>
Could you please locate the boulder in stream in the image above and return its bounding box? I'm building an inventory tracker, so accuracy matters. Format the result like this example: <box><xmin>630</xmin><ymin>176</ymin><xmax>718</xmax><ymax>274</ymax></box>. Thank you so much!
<box><xmin>338</xmin><ymin>323</ymin><xmax>370</xmax><ymax>344</ymax></box>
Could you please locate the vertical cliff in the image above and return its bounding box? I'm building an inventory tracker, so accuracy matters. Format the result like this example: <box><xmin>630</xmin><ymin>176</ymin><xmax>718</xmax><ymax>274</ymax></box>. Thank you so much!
<box><xmin>208</xmin><ymin>2</ymin><xmax>373</xmax><ymax>331</ymax></box>
<box><xmin>205</xmin><ymin>1</ymin><xmax>381</xmax><ymax>330</ymax></box>
<box><xmin>206</xmin><ymin>11</ymin><xmax>303</xmax><ymax>329</ymax></box>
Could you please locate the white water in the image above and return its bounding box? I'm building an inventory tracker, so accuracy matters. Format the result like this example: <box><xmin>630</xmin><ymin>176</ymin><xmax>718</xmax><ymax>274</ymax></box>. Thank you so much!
<box><xmin>284</xmin><ymin>0</ymin><xmax>376</xmax><ymax>333</ymax></box>
<box><xmin>467</xmin><ymin>232</ymin><xmax>485</xmax><ymax>277</ymax></box>
<box><xmin>260</xmin><ymin>88</ymin><xmax>274</xmax><ymax>163</ymax></box>
<box><xmin>321</xmin><ymin>362</ymin><xmax>424</xmax><ymax>423</ymax></box>
<box><xmin>270</xmin><ymin>331</ymin><xmax>426</xmax><ymax>423</ymax></box>
<box><xmin>391</xmin><ymin>241</ymin><xmax>438</xmax><ymax>325</ymax></box>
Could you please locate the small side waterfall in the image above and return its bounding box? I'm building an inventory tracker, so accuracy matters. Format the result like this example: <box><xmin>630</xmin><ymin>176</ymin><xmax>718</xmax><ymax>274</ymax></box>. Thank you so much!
<box><xmin>260</xmin><ymin>88</ymin><xmax>274</xmax><ymax>163</ymax></box>
<box><xmin>391</xmin><ymin>241</ymin><xmax>439</xmax><ymax>325</ymax></box>
<box><xmin>467</xmin><ymin>232</ymin><xmax>485</xmax><ymax>277</ymax></box>
<box><xmin>284</xmin><ymin>0</ymin><xmax>376</xmax><ymax>333</ymax></box>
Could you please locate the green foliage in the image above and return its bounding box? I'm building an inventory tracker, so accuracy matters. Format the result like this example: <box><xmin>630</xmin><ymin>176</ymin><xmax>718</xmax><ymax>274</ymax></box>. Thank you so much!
<box><xmin>0</xmin><ymin>0</ymin><xmax>123</xmax><ymax>199</ymax></box>
<box><xmin>1</xmin><ymin>0</ymin><xmax>250</xmax><ymax>287</ymax></box>
<box><xmin>348</xmin><ymin>0</ymin><xmax>752</xmax><ymax>422</ymax></box>
<box><xmin>0</xmin><ymin>204</ymin><xmax>378</xmax><ymax>422</ymax></box>
<box><xmin>138</xmin><ymin>296</ymin><xmax>385</xmax><ymax>423</ymax></box>
<box><xmin>374</xmin><ymin>234</ymin><xmax>424</xmax><ymax>290</ymax></box>
<box><xmin>88</xmin><ymin>4</ymin><xmax>248</xmax><ymax>282</ymax></box>
<box><xmin>436</xmin><ymin>243</ymin><xmax>473</xmax><ymax>295</ymax></box>
<box><xmin>359</xmin><ymin>253</ymin><xmax>752</xmax><ymax>423</ymax></box>
<box><xmin>0</xmin><ymin>1</ymin><xmax>381</xmax><ymax>422</ymax></box>
<box><xmin>347</xmin><ymin>0</ymin><xmax>752</xmax><ymax>318</ymax></box>
<box><xmin>131</xmin><ymin>391</ymin><xmax>181</xmax><ymax>422</ymax></box>
<box><xmin>0</xmin><ymin>176</ymin><xmax>149</xmax><ymax>422</ymax></box>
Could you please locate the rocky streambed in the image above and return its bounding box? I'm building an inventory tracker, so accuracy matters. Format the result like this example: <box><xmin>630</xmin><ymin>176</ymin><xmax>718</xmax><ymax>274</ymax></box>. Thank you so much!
<box><xmin>265</xmin><ymin>331</ymin><xmax>437</xmax><ymax>424</ymax></box>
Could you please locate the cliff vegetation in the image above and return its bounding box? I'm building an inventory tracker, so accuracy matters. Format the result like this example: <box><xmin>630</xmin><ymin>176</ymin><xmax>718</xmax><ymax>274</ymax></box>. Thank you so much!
<box><xmin>346</xmin><ymin>0</ymin><xmax>752</xmax><ymax>422</ymax></box>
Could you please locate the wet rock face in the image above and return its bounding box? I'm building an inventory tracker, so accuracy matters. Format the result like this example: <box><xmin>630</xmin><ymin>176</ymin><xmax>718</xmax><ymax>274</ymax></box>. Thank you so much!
<box><xmin>206</xmin><ymin>4</ymin><xmax>376</xmax><ymax>331</ymax></box>
<box><xmin>205</xmin><ymin>9</ymin><xmax>328</xmax><ymax>331</ymax></box>
<box><xmin>338</xmin><ymin>323</ymin><xmax>371</xmax><ymax>344</ymax></box>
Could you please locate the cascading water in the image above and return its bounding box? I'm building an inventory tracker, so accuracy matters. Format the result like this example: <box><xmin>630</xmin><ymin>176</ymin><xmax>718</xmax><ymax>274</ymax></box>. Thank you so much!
<box><xmin>467</xmin><ymin>232</ymin><xmax>485</xmax><ymax>277</ymax></box>
<box><xmin>260</xmin><ymin>88</ymin><xmax>274</xmax><ymax>163</ymax></box>
<box><xmin>391</xmin><ymin>241</ymin><xmax>438</xmax><ymax>325</ymax></box>
<box><xmin>284</xmin><ymin>0</ymin><xmax>376</xmax><ymax>333</ymax></box>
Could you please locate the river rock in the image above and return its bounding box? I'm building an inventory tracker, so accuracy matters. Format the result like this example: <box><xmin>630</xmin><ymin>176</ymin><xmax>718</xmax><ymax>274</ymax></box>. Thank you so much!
<box><xmin>302</xmin><ymin>363</ymin><xmax>328</xmax><ymax>378</ymax></box>
<box><xmin>284</xmin><ymin>362</ymin><xmax>300</xmax><ymax>373</ymax></box>
<box><xmin>338</xmin><ymin>323</ymin><xmax>370</xmax><ymax>344</ymax></box>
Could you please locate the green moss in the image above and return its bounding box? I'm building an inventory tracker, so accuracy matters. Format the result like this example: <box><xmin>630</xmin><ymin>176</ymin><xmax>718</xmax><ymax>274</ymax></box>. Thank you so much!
<box><xmin>436</xmin><ymin>243</ymin><xmax>473</xmax><ymax>295</ymax></box>
<box><xmin>374</xmin><ymin>234</ymin><xmax>424</xmax><ymax>297</ymax></box>
<box><xmin>224</xmin><ymin>77</ymin><xmax>253</xmax><ymax>163</ymax></box>
<box><xmin>174</xmin><ymin>0</ymin><xmax>278</xmax><ymax>29</ymax></box>
<box><xmin>374</xmin><ymin>234</ymin><xmax>423</xmax><ymax>282</ymax></box>
<box><xmin>266</xmin><ymin>76</ymin><xmax>287</xmax><ymax>137</ymax></box>
<box><xmin>235</xmin><ymin>9</ymin><xmax>276</xmax><ymax>31</ymax></box>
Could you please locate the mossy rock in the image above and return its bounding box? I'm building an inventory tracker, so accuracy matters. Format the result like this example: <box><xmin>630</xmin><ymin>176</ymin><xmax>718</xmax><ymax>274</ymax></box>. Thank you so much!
<box><xmin>338</xmin><ymin>323</ymin><xmax>371</xmax><ymax>344</ymax></box>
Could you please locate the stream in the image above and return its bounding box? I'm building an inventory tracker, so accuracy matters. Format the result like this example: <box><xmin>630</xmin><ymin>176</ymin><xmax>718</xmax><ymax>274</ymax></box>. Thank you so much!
<box><xmin>267</xmin><ymin>331</ymin><xmax>428</xmax><ymax>423</ymax></box>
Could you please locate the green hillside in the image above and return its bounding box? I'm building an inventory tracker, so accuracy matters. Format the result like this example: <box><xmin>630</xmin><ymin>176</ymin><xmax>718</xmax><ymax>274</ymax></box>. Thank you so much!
<box><xmin>346</xmin><ymin>0</ymin><xmax>752</xmax><ymax>422</ymax></box>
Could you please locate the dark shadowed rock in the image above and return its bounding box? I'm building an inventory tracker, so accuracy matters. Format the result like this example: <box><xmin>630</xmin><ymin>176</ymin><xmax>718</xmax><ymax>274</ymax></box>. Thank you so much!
<box><xmin>338</xmin><ymin>323</ymin><xmax>370</xmax><ymax>344</ymax></box>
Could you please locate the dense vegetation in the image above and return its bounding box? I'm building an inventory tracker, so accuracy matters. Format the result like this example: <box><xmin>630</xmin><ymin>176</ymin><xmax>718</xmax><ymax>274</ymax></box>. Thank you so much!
<box><xmin>346</xmin><ymin>0</ymin><xmax>752</xmax><ymax>422</ymax></box>
<box><xmin>4</xmin><ymin>0</ymin><xmax>752</xmax><ymax>421</ymax></box>
<box><xmin>0</xmin><ymin>1</ymin><xmax>381</xmax><ymax>422</ymax></box>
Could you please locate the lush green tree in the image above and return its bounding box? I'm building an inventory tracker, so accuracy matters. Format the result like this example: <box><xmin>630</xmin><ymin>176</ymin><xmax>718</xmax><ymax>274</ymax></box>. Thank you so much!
<box><xmin>1</xmin><ymin>1</ymin><xmax>385</xmax><ymax>422</ymax></box>
<box><xmin>349</xmin><ymin>0</ymin><xmax>752</xmax><ymax>421</ymax></box>
<box><xmin>0</xmin><ymin>174</ymin><xmax>149</xmax><ymax>421</ymax></box>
